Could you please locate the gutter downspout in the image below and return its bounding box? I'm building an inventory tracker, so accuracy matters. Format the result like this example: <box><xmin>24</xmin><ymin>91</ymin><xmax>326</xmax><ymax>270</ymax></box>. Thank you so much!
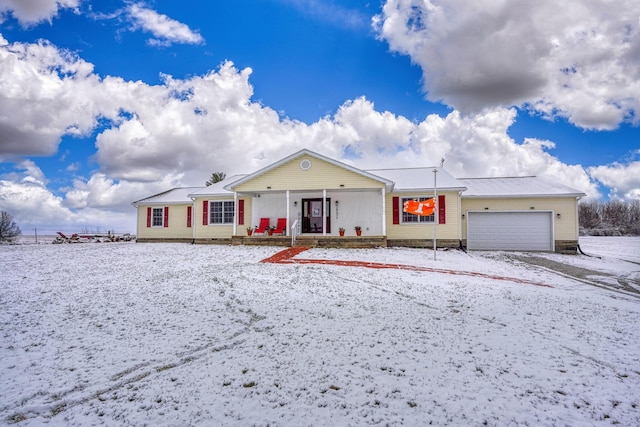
<box><xmin>458</xmin><ymin>190</ymin><xmax>463</xmax><ymax>247</ymax></box>
<box><xmin>381</xmin><ymin>188</ymin><xmax>386</xmax><ymax>237</ymax></box>
<box><xmin>190</xmin><ymin>198</ymin><xmax>196</xmax><ymax>244</ymax></box>
<box><xmin>575</xmin><ymin>195</ymin><xmax>581</xmax><ymax>242</ymax></box>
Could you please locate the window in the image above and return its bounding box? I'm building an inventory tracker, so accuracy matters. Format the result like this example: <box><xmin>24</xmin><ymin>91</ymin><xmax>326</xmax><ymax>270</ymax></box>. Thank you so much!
<box><xmin>401</xmin><ymin>197</ymin><xmax>434</xmax><ymax>223</ymax></box>
<box><xmin>152</xmin><ymin>207</ymin><xmax>164</xmax><ymax>227</ymax></box>
<box><xmin>209</xmin><ymin>201</ymin><xmax>235</xmax><ymax>224</ymax></box>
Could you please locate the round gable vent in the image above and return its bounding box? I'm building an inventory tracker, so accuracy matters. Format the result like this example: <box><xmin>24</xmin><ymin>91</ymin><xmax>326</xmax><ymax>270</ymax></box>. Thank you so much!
<box><xmin>300</xmin><ymin>159</ymin><xmax>312</xmax><ymax>170</ymax></box>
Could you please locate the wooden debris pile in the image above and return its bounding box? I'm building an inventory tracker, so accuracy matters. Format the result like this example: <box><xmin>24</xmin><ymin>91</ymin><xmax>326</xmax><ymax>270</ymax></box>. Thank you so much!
<box><xmin>53</xmin><ymin>232</ymin><xmax>136</xmax><ymax>244</ymax></box>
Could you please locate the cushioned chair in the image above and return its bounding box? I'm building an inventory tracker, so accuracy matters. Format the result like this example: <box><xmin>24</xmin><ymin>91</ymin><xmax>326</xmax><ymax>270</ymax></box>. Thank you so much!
<box><xmin>254</xmin><ymin>218</ymin><xmax>270</xmax><ymax>234</ymax></box>
<box><xmin>272</xmin><ymin>218</ymin><xmax>287</xmax><ymax>235</ymax></box>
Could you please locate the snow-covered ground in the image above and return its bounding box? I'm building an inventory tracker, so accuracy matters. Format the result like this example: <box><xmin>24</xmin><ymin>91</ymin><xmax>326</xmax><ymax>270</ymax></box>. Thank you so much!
<box><xmin>579</xmin><ymin>236</ymin><xmax>640</xmax><ymax>264</ymax></box>
<box><xmin>1</xmin><ymin>238</ymin><xmax>639</xmax><ymax>426</ymax></box>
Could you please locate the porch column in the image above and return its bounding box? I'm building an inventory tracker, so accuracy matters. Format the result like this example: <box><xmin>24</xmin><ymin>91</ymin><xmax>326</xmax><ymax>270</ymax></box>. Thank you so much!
<box><xmin>458</xmin><ymin>190</ymin><xmax>463</xmax><ymax>241</ymax></box>
<box><xmin>233</xmin><ymin>192</ymin><xmax>238</xmax><ymax>236</ymax></box>
<box><xmin>322</xmin><ymin>189</ymin><xmax>327</xmax><ymax>236</ymax></box>
<box><xmin>286</xmin><ymin>190</ymin><xmax>290</xmax><ymax>236</ymax></box>
<box><xmin>381</xmin><ymin>188</ymin><xmax>386</xmax><ymax>236</ymax></box>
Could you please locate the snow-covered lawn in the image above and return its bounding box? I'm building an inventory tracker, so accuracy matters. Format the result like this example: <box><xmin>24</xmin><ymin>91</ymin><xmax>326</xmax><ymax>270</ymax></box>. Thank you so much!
<box><xmin>1</xmin><ymin>238</ymin><xmax>639</xmax><ymax>426</ymax></box>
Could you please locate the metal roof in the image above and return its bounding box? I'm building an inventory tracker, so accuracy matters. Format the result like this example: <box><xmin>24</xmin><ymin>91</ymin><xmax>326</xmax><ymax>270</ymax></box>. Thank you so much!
<box><xmin>187</xmin><ymin>174</ymin><xmax>247</xmax><ymax>197</ymax></box>
<box><xmin>132</xmin><ymin>187</ymin><xmax>201</xmax><ymax>205</ymax></box>
<box><xmin>368</xmin><ymin>167</ymin><xmax>466</xmax><ymax>192</ymax></box>
<box><xmin>132</xmin><ymin>154</ymin><xmax>586</xmax><ymax>205</ymax></box>
<box><xmin>459</xmin><ymin>176</ymin><xmax>586</xmax><ymax>198</ymax></box>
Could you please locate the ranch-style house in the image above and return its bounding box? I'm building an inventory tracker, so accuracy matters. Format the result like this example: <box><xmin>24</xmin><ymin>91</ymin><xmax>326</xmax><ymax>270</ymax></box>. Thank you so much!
<box><xmin>132</xmin><ymin>149</ymin><xmax>585</xmax><ymax>253</ymax></box>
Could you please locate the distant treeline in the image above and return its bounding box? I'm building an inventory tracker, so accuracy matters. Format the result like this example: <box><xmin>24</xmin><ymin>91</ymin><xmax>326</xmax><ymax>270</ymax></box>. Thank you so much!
<box><xmin>579</xmin><ymin>199</ymin><xmax>640</xmax><ymax>236</ymax></box>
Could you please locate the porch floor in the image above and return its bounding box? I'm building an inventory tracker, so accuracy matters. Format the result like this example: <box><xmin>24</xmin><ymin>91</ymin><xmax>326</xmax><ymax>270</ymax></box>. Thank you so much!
<box><xmin>231</xmin><ymin>235</ymin><xmax>387</xmax><ymax>248</ymax></box>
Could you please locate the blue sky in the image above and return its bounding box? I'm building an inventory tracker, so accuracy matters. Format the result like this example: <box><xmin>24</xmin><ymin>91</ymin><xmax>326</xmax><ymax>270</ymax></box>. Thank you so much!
<box><xmin>0</xmin><ymin>0</ymin><xmax>639</xmax><ymax>234</ymax></box>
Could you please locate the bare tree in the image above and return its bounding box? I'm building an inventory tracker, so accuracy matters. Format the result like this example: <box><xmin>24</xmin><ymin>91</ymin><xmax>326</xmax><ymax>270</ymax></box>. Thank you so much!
<box><xmin>205</xmin><ymin>172</ymin><xmax>226</xmax><ymax>186</ymax></box>
<box><xmin>602</xmin><ymin>199</ymin><xmax>627</xmax><ymax>227</ymax></box>
<box><xmin>627</xmin><ymin>200</ymin><xmax>640</xmax><ymax>234</ymax></box>
<box><xmin>0</xmin><ymin>211</ymin><xmax>21</xmax><ymax>242</ymax></box>
<box><xmin>579</xmin><ymin>199</ymin><xmax>640</xmax><ymax>236</ymax></box>
<box><xmin>578</xmin><ymin>200</ymin><xmax>601</xmax><ymax>229</ymax></box>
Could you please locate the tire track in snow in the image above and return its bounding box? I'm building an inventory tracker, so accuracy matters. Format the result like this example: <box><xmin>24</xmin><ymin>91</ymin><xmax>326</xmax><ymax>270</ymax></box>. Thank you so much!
<box><xmin>509</xmin><ymin>255</ymin><xmax>640</xmax><ymax>299</ymax></box>
<box><xmin>4</xmin><ymin>308</ymin><xmax>266</xmax><ymax>424</ymax></box>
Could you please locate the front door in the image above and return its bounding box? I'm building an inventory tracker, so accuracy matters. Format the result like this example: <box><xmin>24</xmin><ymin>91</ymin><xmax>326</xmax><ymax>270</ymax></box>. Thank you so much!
<box><xmin>302</xmin><ymin>198</ymin><xmax>331</xmax><ymax>233</ymax></box>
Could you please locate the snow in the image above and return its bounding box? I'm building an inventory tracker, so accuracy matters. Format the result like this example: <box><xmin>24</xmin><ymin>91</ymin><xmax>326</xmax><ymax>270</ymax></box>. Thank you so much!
<box><xmin>131</xmin><ymin>187</ymin><xmax>202</xmax><ymax>205</ymax></box>
<box><xmin>458</xmin><ymin>176</ymin><xmax>585</xmax><ymax>198</ymax></box>
<box><xmin>366</xmin><ymin>166</ymin><xmax>463</xmax><ymax>191</ymax></box>
<box><xmin>579</xmin><ymin>236</ymin><xmax>640</xmax><ymax>264</ymax></box>
<box><xmin>1</xmin><ymin>238</ymin><xmax>639</xmax><ymax>426</ymax></box>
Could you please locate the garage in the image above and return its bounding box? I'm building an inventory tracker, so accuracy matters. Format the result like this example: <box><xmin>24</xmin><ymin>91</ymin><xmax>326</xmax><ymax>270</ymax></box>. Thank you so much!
<box><xmin>466</xmin><ymin>211</ymin><xmax>553</xmax><ymax>251</ymax></box>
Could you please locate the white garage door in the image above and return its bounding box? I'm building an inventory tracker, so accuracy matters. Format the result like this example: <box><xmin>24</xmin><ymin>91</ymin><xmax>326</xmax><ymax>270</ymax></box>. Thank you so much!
<box><xmin>467</xmin><ymin>211</ymin><xmax>553</xmax><ymax>251</ymax></box>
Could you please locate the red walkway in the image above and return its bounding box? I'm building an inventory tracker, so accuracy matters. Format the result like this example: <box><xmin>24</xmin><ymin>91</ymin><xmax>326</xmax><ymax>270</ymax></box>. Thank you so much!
<box><xmin>261</xmin><ymin>247</ymin><xmax>552</xmax><ymax>288</ymax></box>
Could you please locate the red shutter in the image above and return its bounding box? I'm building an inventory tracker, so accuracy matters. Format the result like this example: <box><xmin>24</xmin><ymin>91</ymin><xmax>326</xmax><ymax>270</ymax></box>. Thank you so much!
<box><xmin>164</xmin><ymin>206</ymin><xmax>169</xmax><ymax>227</ymax></box>
<box><xmin>392</xmin><ymin>197</ymin><xmax>400</xmax><ymax>224</ymax></box>
<box><xmin>146</xmin><ymin>207</ymin><xmax>152</xmax><ymax>228</ymax></box>
<box><xmin>187</xmin><ymin>206</ymin><xmax>192</xmax><ymax>228</ymax></box>
<box><xmin>438</xmin><ymin>195</ymin><xmax>446</xmax><ymax>224</ymax></box>
<box><xmin>238</xmin><ymin>199</ymin><xmax>245</xmax><ymax>225</ymax></box>
<box><xmin>202</xmin><ymin>200</ymin><xmax>208</xmax><ymax>225</ymax></box>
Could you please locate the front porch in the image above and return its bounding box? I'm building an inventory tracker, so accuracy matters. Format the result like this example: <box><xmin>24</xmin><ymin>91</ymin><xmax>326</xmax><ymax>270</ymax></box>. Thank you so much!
<box><xmin>237</xmin><ymin>187</ymin><xmax>386</xmax><ymax>241</ymax></box>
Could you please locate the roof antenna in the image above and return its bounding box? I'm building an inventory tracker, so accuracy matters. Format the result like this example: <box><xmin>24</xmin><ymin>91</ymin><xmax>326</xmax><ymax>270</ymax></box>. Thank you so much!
<box><xmin>440</xmin><ymin>158</ymin><xmax>445</xmax><ymax>168</ymax></box>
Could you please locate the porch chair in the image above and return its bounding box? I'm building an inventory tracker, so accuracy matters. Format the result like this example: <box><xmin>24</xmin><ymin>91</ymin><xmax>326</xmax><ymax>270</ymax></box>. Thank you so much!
<box><xmin>272</xmin><ymin>218</ymin><xmax>287</xmax><ymax>235</ymax></box>
<box><xmin>254</xmin><ymin>218</ymin><xmax>270</xmax><ymax>234</ymax></box>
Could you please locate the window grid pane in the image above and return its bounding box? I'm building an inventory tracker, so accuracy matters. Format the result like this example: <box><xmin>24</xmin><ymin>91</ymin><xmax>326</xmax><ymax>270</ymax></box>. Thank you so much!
<box><xmin>401</xmin><ymin>197</ymin><xmax>434</xmax><ymax>223</ymax></box>
<box><xmin>152</xmin><ymin>208</ymin><xmax>163</xmax><ymax>227</ymax></box>
<box><xmin>223</xmin><ymin>201</ymin><xmax>235</xmax><ymax>223</ymax></box>
<box><xmin>210</xmin><ymin>202</ymin><xmax>223</xmax><ymax>224</ymax></box>
<box><xmin>209</xmin><ymin>201</ymin><xmax>235</xmax><ymax>224</ymax></box>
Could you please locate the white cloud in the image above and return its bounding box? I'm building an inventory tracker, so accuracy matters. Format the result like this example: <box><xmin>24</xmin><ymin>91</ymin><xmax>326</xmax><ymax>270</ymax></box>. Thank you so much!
<box><xmin>278</xmin><ymin>0</ymin><xmax>369</xmax><ymax>30</ymax></box>
<box><xmin>374</xmin><ymin>0</ymin><xmax>640</xmax><ymax>130</ymax></box>
<box><xmin>64</xmin><ymin>172</ymin><xmax>184</xmax><ymax>211</ymax></box>
<box><xmin>0</xmin><ymin>178</ymin><xmax>74</xmax><ymax>228</ymax></box>
<box><xmin>125</xmin><ymin>2</ymin><xmax>204</xmax><ymax>46</ymax></box>
<box><xmin>325</xmin><ymin>102</ymin><xmax>599</xmax><ymax>198</ymax></box>
<box><xmin>0</xmin><ymin>36</ymin><xmax>106</xmax><ymax>159</ymax></box>
<box><xmin>0</xmin><ymin>160</ymin><xmax>77</xmax><ymax>230</ymax></box>
<box><xmin>0</xmin><ymin>0</ymin><xmax>80</xmax><ymax>26</ymax></box>
<box><xmin>0</xmin><ymin>161</ymin><xmax>161</xmax><ymax>232</ymax></box>
<box><xmin>0</xmin><ymin>35</ymin><xmax>608</xmax><ymax>233</ymax></box>
<box><xmin>588</xmin><ymin>161</ymin><xmax>640</xmax><ymax>200</ymax></box>
<box><xmin>66</xmin><ymin>161</ymin><xmax>80</xmax><ymax>172</ymax></box>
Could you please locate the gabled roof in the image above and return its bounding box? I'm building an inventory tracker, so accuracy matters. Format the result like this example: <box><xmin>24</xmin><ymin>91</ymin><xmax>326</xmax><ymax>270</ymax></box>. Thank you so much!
<box><xmin>459</xmin><ymin>176</ymin><xmax>586</xmax><ymax>198</ymax></box>
<box><xmin>131</xmin><ymin>152</ymin><xmax>587</xmax><ymax>205</ymax></box>
<box><xmin>368</xmin><ymin>167</ymin><xmax>465</xmax><ymax>192</ymax></box>
<box><xmin>132</xmin><ymin>187</ymin><xmax>201</xmax><ymax>206</ymax></box>
<box><xmin>225</xmin><ymin>149</ymin><xmax>394</xmax><ymax>191</ymax></box>
<box><xmin>188</xmin><ymin>174</ymin><xmax>247</xmax><ymax>197</ymax></box>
